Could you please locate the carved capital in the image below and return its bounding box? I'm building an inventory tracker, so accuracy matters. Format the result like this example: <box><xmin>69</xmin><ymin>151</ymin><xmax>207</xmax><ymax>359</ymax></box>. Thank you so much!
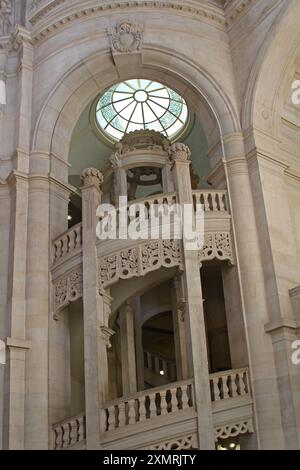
<box><xmin>169</xmin><ymin>143</ymin><xmax>191</xmax><ymax>163</ymax></box>
<box><xmin>110</xmin><ymin>152</ymin><xmax>121</xmax><ymax>169</ymax></box>
<box><xmin>81</xmin><ymin>167</ymin><xmax>103</xmax><ymax>189</ymax></box>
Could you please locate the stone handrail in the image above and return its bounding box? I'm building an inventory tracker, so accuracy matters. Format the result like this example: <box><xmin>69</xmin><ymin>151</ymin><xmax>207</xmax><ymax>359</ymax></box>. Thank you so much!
<box><xmin>52</xmin><ymin>222</ymin><xmax>82</xmax><ymax>264</ymax></box>
<box><xmin>101</xmin><ymin>379</ymin><xmax>194</xmax><ymax>433</ymax></box>
<box><xmin>209</xmin><ymin>367</ymin><xmax>249</xmax><ymax>401</ymax></box>
<box><xmin>144</xmin><ymin>350</ymin><xmax>176</xmax><ymax>381</ymax></box>
<box><xmin>52</xmin><ymin>413</ymin><xmax>86</xmax><ymax>450</ymax></box>
<box><xmin>192</xmin><ymin>190</ymin><xmax>228</xmax><ymax>212</ymax></box>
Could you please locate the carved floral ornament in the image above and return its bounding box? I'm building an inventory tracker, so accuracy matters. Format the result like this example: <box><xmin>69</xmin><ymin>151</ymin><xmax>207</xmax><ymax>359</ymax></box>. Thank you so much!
<box><xmin>107</xmin><ymin>20</ymin><xmax>143</xmax><ymax>54</ymax></box>
<box><xmin>81</xmin><ymin>167</ymin><xmax>103</xmax><ymax>189</ymax></box>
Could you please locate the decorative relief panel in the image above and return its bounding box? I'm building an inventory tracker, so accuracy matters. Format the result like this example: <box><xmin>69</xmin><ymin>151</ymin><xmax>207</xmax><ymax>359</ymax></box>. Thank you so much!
<box><xmin>99</xmin><ymin>239</ymin><xmax>183</xmax><ymax>289</ymax></box>
<box><xmin>107</xmin><ymin>19</ymin><xmax>143</xmax><ymax>54</ymax></box>
<box><xmin>0</xmin><ymin>0</ymin><xmax>12</xmax><ymax>35</ymax></box>
<box><xmin>147</xmin><ymin>434</ymin><xmax>198</xmax><ymax>450</ymax></box>
<box><xmin>199</xmin><ymin>232</ymin><xmax>233</xmax><ymax>264</ymax></box>
<box><xmin>53</xmin><ymin>267</ymin><xmax>83</xmax><ymax>319</ymax></box>
<box><xmin>215</xmin><ymin>419</ymin><xmax>254</xmax><ymax>442</ymax></box>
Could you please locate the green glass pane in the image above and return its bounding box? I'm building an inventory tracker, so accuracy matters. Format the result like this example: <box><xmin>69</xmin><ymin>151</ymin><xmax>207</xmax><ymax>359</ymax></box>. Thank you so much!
<box><xmin>102</xmin><ymin>104</ymin><xmax>117</xmax><ymax>123</ymax></box>
<box><xmin>160</xmin><ymin>111</ymin><xmax>176</xmax><ymax>129</ymax></box>
<box><xmin>169</xmin><ymin>100</ymin><xmax>183</xmax><ymax>117</ymax></box>
<box><xmin>168</xmin><ymin>89</ymin><xmax>183</xmax><ymax>102</ymax></box>
<box><xmin>110</xmin><ymin>115</ymin><xmax>127</xmax><ymax>132</ymax></box>
<box><xmin>99</xmin><ymin>92</ymin><xmax>113</xmax><ymax>108</ymax></box>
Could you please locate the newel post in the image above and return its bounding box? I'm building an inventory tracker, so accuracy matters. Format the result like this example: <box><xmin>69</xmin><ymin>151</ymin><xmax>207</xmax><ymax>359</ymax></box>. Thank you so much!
<box><xmin>80</xmin><ymin>168</ymin><xmax>112</xmax><ymax>449</ymax></box>
<box><xmin>170</xmin><ymin>143</ymin><xmax>215</xmax><ymax>450</ymax></box>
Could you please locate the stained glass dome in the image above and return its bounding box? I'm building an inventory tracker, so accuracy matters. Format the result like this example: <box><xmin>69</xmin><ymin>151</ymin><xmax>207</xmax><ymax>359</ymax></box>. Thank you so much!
<box><xmin>96</xmin><ymin>79</ymin><xmax>188</xmax><ymax>142</ymax></box>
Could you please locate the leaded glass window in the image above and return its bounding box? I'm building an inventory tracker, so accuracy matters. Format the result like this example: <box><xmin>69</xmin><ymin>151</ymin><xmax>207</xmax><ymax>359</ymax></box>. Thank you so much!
<box><xmin>96</xmin><ymin>79</ymin><xmax>188</xmax><ymax>141</ymax></box>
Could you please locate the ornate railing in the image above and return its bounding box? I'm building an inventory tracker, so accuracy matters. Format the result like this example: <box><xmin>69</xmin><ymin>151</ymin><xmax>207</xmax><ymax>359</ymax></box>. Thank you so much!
<box><xmin>144</xmin><ymin>351</ymin><xmax>176</xmax><ymax>381</ymax></box>
<box><xmin>52</xmin><ymin>223</ymin><xmax>82</xmax><ymax>264</ymax></box>
<box><xmin>52</xmin><ymin>413</ymin><xmax>86</xmax><ymax>450</ymax></box>
<box><xmin>101</xmin><ymin>379</ymin><xmax>194</xmax><ymax>433</ymax></box>
<box><xmin>210</xmin><ymin>368</ymin><xmax>249</xmax><ymax>402</ymax></box>
<box><xmin>192</xmin><ymin>190</ymin><xmax>228</xmax><ymax>212</ymax></box>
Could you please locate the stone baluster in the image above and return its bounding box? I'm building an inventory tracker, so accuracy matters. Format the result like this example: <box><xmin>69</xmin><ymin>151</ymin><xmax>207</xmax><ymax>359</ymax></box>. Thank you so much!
<box><xmin>139</xmin><ymin>396</ymin><xmax>147</xmax><ymax>422</ymax></box>
<box><xmin>212</xmin><ymin>377</ymin><xmax>221</xmax><ymax>401</ymax></box>
<box><xmin>128</xmin><ymin>399</ymin><xmax>136</xmax><ymax>424</ymax></box>
<box><xmin>118</xmin><ymin>403</ymin><xmax>126</xmax><ymax>428</ymax></box>
<box><xmin>160</xmin><ymin>390</ymin><xmax>168</xmax><ymax>416</ymax></box>
<box><xmin>148</xmin><ymin>392</ymin><xmax>157</xmax><ymax>418</ymax></box>
<box><xmin>230</xmin><ymin>373</ymin><xmax>238</xmax><ymax>398</ymax></box>
<box><xmin>221</xmin><ymin>375</ymin><xmax>229</xmax><ymax>399</ymax></box>
<box><xmin>170</xmin><ymin>386</ymin><xmax>177</xmax><ymax>412</ymax></box>
<box><xmin>107</xmin><ymin>405</ymin><xmax>115</xmax><ymax>430</ymax></box>
<box><xmin>180</xmin><ymin>383</ymin><xmax>190</xmax><ymax>409</ymax></box>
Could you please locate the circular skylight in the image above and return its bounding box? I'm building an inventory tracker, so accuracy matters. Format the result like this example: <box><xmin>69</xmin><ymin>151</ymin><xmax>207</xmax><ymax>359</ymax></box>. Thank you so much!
<box><xmin>96</xmin><ymin>79</ymin><xmax>188</xmax><ymax>142</ymax></box>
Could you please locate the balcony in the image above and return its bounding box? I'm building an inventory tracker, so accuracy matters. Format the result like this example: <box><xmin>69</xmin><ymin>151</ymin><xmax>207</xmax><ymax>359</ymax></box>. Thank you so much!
<box><xmin>52</xmin><ymin>367</ymin><xmax>253</xmax><ymax>450</ymax></box>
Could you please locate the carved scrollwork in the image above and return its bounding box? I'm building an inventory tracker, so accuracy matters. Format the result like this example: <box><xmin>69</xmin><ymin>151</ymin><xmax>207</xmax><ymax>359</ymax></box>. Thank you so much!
<box><xmin>53</xmin><ymin>267</ymin><xmax>83</xmax><ymax>319</ymax></box>
<box><xmin>198</xmin><ymin>232</ymin><xmax>233</xmax><ymax>264</ymax></box>
<box><xmin>99</xmin><ymin>239</ymin><xmax>183</xmax><ymax>288</ymax></box>
<box><xmin>215</xmin><ymin>419</ymin><xmax>254</xmax><ymax>442</ymax></box>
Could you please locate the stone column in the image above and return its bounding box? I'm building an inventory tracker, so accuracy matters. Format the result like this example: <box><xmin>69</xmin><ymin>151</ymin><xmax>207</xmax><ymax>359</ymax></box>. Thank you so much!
<box><xmin>120</xmin><ymin>300</ymin><xmax>137</xmax><ymax>395</ymax></box>
<box><xmin>170</xmin><ymin>143</ymin><xmax>214</xmax><ymax>449</ymax></box>
<box><xmin>223</xmin><ymin>153</ymin><xmax>286</xmax><ymax>449</ymax></box>
<box><xmin>81</xmin><ymin>168</ymin><xmax>112</xmax><ymax>448</ymax></box>
<box><xmin>110</xmin><ymin>153</ymin><xmax>127</xmax><ymax>206</ymax></box>
<box><xmin>133</xmin><ymin>296</ymin><xmax>144</xmax><ymax>391</ymax></box>
<box><xmin>171</xmin><ymin>274</ymin><xmax>189</xmax><ymax>381</ymax></box>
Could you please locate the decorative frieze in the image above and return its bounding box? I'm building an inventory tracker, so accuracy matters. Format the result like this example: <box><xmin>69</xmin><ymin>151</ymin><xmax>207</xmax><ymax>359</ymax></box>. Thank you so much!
<box><xmin>53</xmin><ymin>267</ymin><xmax>83</xmax><ymax>319</ymax></box>
<box><xmin>147</xmin><ymin>434</ymin><xmax>198</xmax><ymax>450</ymax></box>
<box><xmin>99</xmin><ymin>239</ymin><xmax>184</xmax><ymax>289</ymax></box>
<box><xmin>215</xmin><ymin>419</ymin><xmax>254</xmax><ymax>441</ymax></box>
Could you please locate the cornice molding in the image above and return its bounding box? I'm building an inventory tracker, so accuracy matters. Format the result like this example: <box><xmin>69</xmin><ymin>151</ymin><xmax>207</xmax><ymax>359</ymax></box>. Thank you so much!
<box><xmin>24</xmin><ymin>0</ymin><xmax>256</xmax><ymax>46</ymax></box>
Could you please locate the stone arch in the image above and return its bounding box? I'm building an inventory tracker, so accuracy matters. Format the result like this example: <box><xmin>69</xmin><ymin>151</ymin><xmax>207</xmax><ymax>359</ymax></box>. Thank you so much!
<box><xmin>32</xmin><ymin>45</ymin><xmax>241</xmax><ymax>180</ymax></box>
<box><xmin>242</xmin><ymin>0</ymin><xmax>300</xmax><ymax>135</ymax></box>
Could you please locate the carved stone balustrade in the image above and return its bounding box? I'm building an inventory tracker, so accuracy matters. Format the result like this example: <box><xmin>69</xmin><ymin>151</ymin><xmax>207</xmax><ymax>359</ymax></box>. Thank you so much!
<box><xmin>52</xmin><ymin>413</ymin><xmax>86</xmax><ymax>450</ymax></box>
<box><xmin>51</xmin><ymin>367</ymin><xmax>253</xmax><ymax>450</ymax></box>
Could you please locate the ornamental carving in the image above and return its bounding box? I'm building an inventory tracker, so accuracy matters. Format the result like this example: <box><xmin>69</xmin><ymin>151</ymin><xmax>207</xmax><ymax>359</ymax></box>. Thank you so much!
<box><xmin>114</xmin><ymin>130</ymin><xmax>171</xmax><ymax>157</ymax></box>
<box><xmin>99</xmin><ymin>239</ymin><xmax>183</xmax><ymax>288</ymax></box>
<box><xmin>147</xmin><ymin>434</ymin><xmax>198</xmax><ymax>450</ymax></box>
<box><xmin>53</xmin><ymin>267</ymin><xmax>83</xmax><ymax>319</ymax></box>
<box><xmin>198</xmin><ymin>232</ymin><xmax>233</xmax><ymax>264</ymax></box>
<box><xmin>0</xmin><ymin>0</ymin><xmax>12</xmax><ymax>36</ymax></box>
<box><xmin>215</xmin><ymin>419</ymin><xmax>254</xmax><ymax>442</ymax></box>
<box><xmin>81</xmin><ymin>167</ymin><xmax>103</xmax><ymax>189</ymax></box>
<box><xmin>169</xmin><ymin>142</ymin><xmax>191</xmax><ymax>162</ymax></box>
<box><xmin>108</xmin><ymin>20</ymin><xmax>143</xmax><ymax>54</ymax></box>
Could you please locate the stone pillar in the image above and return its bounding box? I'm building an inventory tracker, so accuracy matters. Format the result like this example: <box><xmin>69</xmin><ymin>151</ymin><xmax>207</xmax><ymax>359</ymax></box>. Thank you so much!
<box><xmin>110</xmin><ymin>153</ymin><xmax>127</xmax><ymax>206</ymax></box>
<box><xmin>223</xmin><ymin>154</ymin><xmax>286</xmax><ymax>448</ymax></box>
<box><xmin>133</xmin><ymin>297</ymin><xmax>144</xmax><ymax>391</ymax></box>
<box><xmin>81</xmin><ymin>168</ymin><xmax>112</xmax><ymax>448</ymax></box>
<box><xmin>2</xmin><ymin>172</ymin><xmax>30</xmax><ymax>450</ymax></box>
<box><xmin>171</xmin><ymin>274</ymin><xmax>189</xmax><ymax>381</ymax></box>
<box><xmin>170</xmin><ymin>143</ymin><xmax>215</xmax><ymax>450</ymax></box>
<box><xmin>120</xmin><ymin>300</ymin><xmax>137</xmax><ymax>395</ymax></box>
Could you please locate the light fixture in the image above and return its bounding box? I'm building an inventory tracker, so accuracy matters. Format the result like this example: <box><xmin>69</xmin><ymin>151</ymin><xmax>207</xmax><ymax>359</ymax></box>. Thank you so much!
<box><xmin>159</xmin><ymin>370</ymin><xmax>165</xmax><ymax>376</ymax></box>
<box><xmin>229</xmin><ymin>443</ymin><xmax>235</xmax><ymax>449</ymax></box>
<box><xmin>68</xmin><ymin>215</ymin><xmax>72</xmax><ymax>221</ymax></box>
